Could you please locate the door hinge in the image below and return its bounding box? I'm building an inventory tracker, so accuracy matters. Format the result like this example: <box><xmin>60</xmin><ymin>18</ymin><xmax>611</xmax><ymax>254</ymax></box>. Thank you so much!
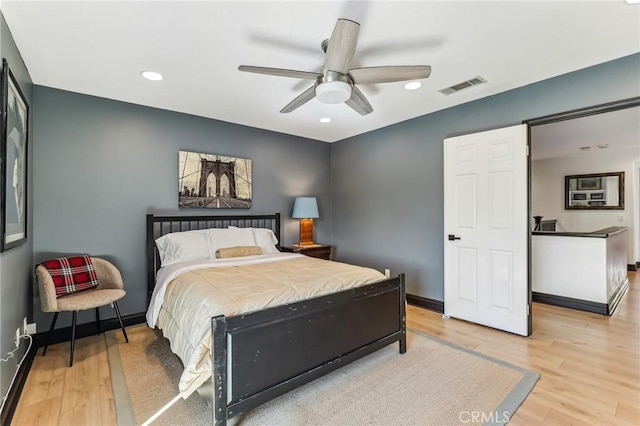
<box><xmin>526</xmin><ymin>304</ymin><xmax>530</xmax><ymax>315</ymax></box>
<box><xmin>526</xmin><ymin>145</ymin><xmax>530</xmax><ymax>156</ymax></box>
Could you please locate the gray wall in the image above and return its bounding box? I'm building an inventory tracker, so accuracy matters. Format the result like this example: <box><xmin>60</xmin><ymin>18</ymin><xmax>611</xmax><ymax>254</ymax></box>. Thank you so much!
<box><xmin>331</xmin><ymin>53</ymin><xmax>640</xmax><ymax>301</ymax></box>
<box><xmin>0</xmin><ymin>12</ymin><xmax>33</xmax><ymax>408</ymax></box>
<box><xmin>32</xmin><ymin>86</ymin><xmax>331</xmax><ymax>329</ymax></box>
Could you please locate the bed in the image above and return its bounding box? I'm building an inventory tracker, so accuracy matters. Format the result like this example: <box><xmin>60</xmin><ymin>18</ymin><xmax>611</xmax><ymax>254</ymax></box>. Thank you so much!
<box><xmin>146</xmin><ymin>213</ymin><xmax>406</xmax><ymax>425</ymax></box>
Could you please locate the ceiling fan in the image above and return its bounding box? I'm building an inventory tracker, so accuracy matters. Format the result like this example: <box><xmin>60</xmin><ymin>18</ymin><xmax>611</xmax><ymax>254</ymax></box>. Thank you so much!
<box><xmin>238</xmin><ymin>19</ymin><xmax>431</xmax><ymax>116</ymax></box>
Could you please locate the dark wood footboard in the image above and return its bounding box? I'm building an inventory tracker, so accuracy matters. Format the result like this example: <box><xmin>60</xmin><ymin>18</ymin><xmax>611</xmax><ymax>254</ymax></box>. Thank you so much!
<box><xmin>211</xmin><ymin>274</ymin><xmax>406</xmax><ymax>425</ymax></box>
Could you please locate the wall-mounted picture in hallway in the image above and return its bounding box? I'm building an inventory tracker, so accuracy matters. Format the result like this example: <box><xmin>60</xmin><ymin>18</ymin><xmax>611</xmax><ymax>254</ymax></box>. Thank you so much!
<box><xmin>178</xmin><ymin>150</ymin><xmax>252</xmax><ymax>209</ymax></box>
<box><xmin>1</xmin><ymin>59</ymin><xmax>29</xmax><ymax>252</ymax></box>
<box><xmin>576</xmin><ymin>176</ymin><xmax>601</xmax><ymax>190</ymax></box>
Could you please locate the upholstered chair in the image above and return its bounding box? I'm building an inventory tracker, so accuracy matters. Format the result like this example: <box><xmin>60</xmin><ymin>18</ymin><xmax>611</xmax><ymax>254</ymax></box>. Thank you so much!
<box><xmin>36</xmin><ymin>256</ymin><xmax>129</xmax><ymax>366</ymax></box>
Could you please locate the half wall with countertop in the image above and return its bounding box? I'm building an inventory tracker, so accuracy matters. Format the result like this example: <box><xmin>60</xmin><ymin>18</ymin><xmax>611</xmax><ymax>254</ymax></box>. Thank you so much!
<box><xmin>532</xmin><ymin>227</ymin><xmax>629</xmax><ymax>314</ymax></box>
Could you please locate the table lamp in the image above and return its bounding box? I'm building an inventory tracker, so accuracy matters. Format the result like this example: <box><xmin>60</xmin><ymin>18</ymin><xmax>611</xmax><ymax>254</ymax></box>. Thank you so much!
<box><xmin>292</xmin><ymin>197</ymin><xmax>319</xmax><ymax>246</ymax></box>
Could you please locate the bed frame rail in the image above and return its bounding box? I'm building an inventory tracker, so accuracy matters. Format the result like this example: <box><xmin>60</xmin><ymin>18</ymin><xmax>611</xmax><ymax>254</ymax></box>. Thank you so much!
<box><xmin>212</xmin><ymin>273</ymin><xmax>406</xmax><ymax>425</ymax></box>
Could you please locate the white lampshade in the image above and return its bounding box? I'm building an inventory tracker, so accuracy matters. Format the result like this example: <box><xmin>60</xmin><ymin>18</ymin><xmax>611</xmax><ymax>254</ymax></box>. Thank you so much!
<box><xmin>292</xmin><ymin>197</ymin><xmax>319</xmax><ymax>219</ymax></box>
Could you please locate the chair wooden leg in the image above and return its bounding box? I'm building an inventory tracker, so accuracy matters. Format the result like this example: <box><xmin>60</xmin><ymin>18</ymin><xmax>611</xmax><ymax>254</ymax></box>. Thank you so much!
<box><xmin>42</xmin><ymin>312</ymin><xmax>59</xmax><ymax>356</ymax></box>
<box><xmin>69</xmin><ymin>311</ymin><xmax>77</xmax><ymax>367</ymax></box>
<box><xmin>113</xmin><ymin>301</ymin><xmax>129</xmax><ymax>343</ymax></box>
<box><xmin>96</xmin><ymin>307</ymin><xmax>101</xmax><ymax>335</ymax></box>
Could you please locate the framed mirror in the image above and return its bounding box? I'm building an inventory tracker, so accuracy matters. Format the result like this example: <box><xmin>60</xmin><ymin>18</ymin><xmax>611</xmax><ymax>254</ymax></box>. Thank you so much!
<box><xmin>565</xmin><ymin>171</ymin><xmax>624</xmax><ymax>210</ymax></box>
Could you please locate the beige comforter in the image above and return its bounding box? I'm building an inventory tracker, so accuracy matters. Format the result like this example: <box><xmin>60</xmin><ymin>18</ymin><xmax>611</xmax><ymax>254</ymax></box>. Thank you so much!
<box><xmin>154</xmin><ymin>254</ymin><xmax>386</xmax><ymax>397</ymax></box>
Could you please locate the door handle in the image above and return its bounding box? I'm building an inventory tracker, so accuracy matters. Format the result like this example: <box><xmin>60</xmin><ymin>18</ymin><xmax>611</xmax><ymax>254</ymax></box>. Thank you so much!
<box><xmin>448</xmin><ymin>234</ymin><xmax>461</xmax><ymax>241</ymax></box>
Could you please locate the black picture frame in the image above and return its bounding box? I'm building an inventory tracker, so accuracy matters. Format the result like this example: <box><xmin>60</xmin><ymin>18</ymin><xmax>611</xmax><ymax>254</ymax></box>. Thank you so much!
<box><xmin>576</xmin><ymin>177</ymin><xmax>601</xmax><ymax>190</ymax></box>
<box><xmin>564</xmin><ymin>172</ymin><xmax>624</xmax><ymax>210</ymax></box>
<box><xmin>0</xmin><ymin>59</ymin><xmax>29</xmax><ymax>252</ymax></box>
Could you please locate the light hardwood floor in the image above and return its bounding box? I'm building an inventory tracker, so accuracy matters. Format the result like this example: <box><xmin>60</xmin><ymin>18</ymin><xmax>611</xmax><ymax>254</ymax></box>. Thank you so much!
<box><xmin>12</xmin><ymin>271</ymin><xmax>639</xmax><ymax>425</ymax></box>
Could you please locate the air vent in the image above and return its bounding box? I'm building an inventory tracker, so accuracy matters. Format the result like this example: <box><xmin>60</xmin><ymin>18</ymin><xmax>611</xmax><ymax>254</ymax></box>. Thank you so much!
<box><xmin>439</xmin><ymin>76</ymin><xmax>487</xmax><ymax>96</ymax></box>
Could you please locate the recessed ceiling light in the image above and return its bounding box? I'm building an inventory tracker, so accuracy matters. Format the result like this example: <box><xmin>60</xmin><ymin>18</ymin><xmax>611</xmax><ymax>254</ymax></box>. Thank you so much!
<box><xmin>626</xmin><ymin>0</ymin><xmax>640</xmax><ymax>4</ymax></box>
<box><xmin>597</xmin><ymin>144</ymin><xmax>609</xmax><ymax>149</ymax></box>
<box><xmin>319</xmin><ymin>117</ymin><xmax>332</xmax><ymax>123</ymax></box>
<box><xmin>404</xmin><ymin>82</ymin><xmax>422</xmax><ymax>90</ymax></box>
<box><xmin>580</xmin><ymin>146</ymin><xmax>591</xmax><ymax>151</ymax></box>
<box><xmin>141</xmin><ymin>70</ymin><xmax>163</xmax><ymax>81</ymax></box>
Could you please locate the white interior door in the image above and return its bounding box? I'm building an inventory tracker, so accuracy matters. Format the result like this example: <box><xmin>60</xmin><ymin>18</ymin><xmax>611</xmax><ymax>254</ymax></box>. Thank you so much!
<box><xmin>443</xmin><ymin>124</ymin><xmax>530</xmax><ymax>336</ymax></box>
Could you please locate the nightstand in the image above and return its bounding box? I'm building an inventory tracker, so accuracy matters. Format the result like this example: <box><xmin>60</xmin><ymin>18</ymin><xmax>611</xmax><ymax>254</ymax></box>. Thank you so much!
<box><xmin>281</xmin><ymin>244</ymin><xmax>332</xmax><ymax>260</ymax></box>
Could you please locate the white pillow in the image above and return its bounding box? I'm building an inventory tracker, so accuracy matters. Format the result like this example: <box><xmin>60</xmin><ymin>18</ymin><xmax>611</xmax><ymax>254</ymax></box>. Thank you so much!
<box><xmin>251</xmin><ymin>228</ymin><xmax>279</xmax><ymax>253</ymax></box>
<box><xmin>228</xmin><ymin>226</ymin><xmax>279</xmax><ymax>253</ymax></box>
<box><xmin>155</xmin><ymin>229</ymin><xmax>212</xmax><ymax>267</ymax></box>
<box><xmin>207</xmin><ymin>228</ymin><xmax>255</xmax><ymax>253</ymax></box>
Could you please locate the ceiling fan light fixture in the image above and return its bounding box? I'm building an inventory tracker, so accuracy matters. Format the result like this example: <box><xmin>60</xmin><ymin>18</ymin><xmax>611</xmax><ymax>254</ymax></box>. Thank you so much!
<box><xmin>141</xmin><ymin>70</ymin><xmax>163</xmax><ymax>81</ymax></box>
<box><xmin>404</xmin><ymin>82</ymin><xmax>422</xmax><ymax>90</ymax></box>
<box><xmin>315</xmin><ymin>81</ymin><xmax>352</xmax><ymax>104</ymax></box>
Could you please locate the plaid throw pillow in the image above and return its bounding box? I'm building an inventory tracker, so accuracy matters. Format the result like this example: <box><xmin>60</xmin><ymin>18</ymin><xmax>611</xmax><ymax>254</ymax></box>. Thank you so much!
<box><xmin>40</xmin><ymin>255</ymin><xmax>99</xmax><ymax>297</ymax></box>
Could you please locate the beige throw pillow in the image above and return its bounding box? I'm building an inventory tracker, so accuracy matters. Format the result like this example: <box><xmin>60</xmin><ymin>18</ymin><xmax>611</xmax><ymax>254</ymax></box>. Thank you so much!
<box><xmin>215</xmin><ymin>245</ymin><xmax>263</xmax><ymax>259</ymax></box>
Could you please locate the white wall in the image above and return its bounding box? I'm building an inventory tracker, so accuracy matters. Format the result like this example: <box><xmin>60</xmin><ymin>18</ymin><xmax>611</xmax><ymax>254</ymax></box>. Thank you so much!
<box><xmin>531</xmin><ymin>146</ymin><xmax>639</xmax><ymax>264</ymax></box>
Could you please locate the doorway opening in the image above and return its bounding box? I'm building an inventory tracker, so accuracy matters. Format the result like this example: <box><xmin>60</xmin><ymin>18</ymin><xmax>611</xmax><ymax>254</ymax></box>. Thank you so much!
<box><xmin>525</xmin><ymin>97</ymin><xmax>640</xmax><ymax>315</ymax></box>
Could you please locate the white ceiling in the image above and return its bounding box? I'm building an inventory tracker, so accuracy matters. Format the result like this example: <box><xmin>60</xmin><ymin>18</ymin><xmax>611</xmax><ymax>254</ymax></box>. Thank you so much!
<box><xmin>531</xmin><ymin>106</ymin><xmax>640</xmax><ymax>160</ymax></box>
<box><xmin>1</xmin><ymin>1</ymin><xmax>639</xmax><ymax>143</ymax></box>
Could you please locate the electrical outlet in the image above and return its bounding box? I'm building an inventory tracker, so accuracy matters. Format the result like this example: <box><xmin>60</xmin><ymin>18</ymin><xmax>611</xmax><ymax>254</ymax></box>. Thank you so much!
<box><xmin>26</xmin><ymin>323</ymin><xmax>37</xmax><ymax>335</ymax></box>
<box><xmin>15</xmin><ymin>328</ymin><xmax>20</xmax><ymax>348</ymax></box>
<box><xmin>384</xmin><ymin>268</ymin><xmax>391</xmax><ymax>278</ymax></box>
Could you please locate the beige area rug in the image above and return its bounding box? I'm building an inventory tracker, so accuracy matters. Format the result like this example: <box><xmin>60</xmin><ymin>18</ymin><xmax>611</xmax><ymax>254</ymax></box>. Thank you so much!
<box><xmin>106</xmin><ymin>325</ymin><xmax>538</xmax><ymax>426</ymax></box>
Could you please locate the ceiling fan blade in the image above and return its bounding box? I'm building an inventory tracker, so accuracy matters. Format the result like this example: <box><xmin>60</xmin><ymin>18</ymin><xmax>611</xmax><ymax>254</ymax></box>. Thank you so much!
<box><xmin>349</xmin><ymin>66</ymin><xmax>431</xmax><ymax>84</ymax></box>
<box><xmin>292</xmin><ymin>64</ymin><xmax>324</xmax><ymax>91</ymax></box>
<box><xmin>345</xmin><ymin>86</ymin><xmax>373</xmax><ymax>116</ymax></box>
<box><xmin>280</xmin><ymin>86</ymin><xmax>316</xmax><ymax>113</ymax></box>
<box><xmin>238</xmin><ymin>65</ymin><xmax>321</xmax><ymax>80</ymax></box>
<box><xmin>324</xmin><ymin>19</ymin><xmax>360</xmax><ymax>74</ymax></box>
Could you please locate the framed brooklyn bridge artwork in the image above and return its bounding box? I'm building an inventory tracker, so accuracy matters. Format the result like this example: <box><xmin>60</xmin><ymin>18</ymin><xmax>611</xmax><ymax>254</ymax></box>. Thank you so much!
<box><xmin>1</xmin><ymin>59</ymin><xmax>29</xmax><ymax>252</ymax></box>
<box><xmin>178</xmin><ymin>150</ymin><xmax>252</xmax><ymax>209</ymax></box>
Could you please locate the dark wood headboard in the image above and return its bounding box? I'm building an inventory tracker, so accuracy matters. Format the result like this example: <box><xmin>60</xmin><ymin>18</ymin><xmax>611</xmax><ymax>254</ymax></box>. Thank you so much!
<box><xmin>146</xmin><ymin>213</ymin><xmax>281</xmax><ymax>303</ymax></box>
